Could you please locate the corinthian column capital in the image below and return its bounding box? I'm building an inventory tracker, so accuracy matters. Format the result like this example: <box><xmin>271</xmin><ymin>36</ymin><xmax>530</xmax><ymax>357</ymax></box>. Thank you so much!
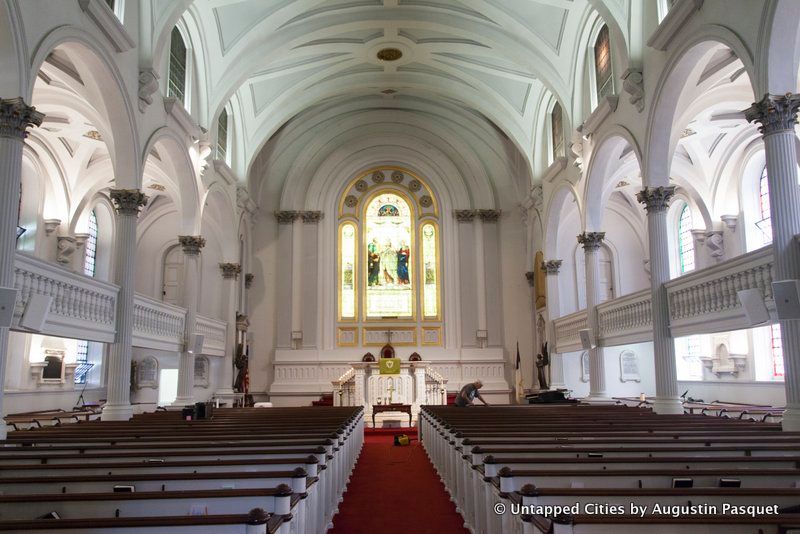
<box><xmin>110</xmin><ymin>189</ymin><xmax>148</xmax><ymax>217</ymax></box>
<box><xmin>178</xmin><ymin>235</ymin><xmax>206</xmax><ymax>255</ymax></box>
<box><xmin>577</xmin><ymin>232</ymin><xmax>605</xmax><ymax>251</ymax></box>
<box><xmin>636</xmin><ymin>186</ymin><xmax>676</xmax><ymax>214</ymax></box>
<box><xmin>542</xmin><ymin>260</ymin><xmax>562</xmax><ymax>274</ymax></box>
<box><xmin>744</xmin><ymin>93</ymin><xmax>800</xmax><ymax>135</ymax></box>
<box><xmin>0</xmin><ymin>97</ymin><xmax>44</xmax><ymax>139</ymax></box>
<box><xmin>219</xmin><ymin>262</ymin><xmax>242</xmax><ymax>279</ymax></box>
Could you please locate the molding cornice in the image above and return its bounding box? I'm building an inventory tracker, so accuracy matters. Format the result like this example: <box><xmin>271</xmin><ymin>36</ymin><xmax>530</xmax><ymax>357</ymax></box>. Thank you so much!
<box><xmin>744</xmin><ymin>93</ymin><xmax>800</xmax><ymax>135</ymax></box>
<box><xmin>647</xmin><ymin>0</ymin><xmax>704</xmax><ymax>51</ymax></box>
<box><xmin>0</xmin><ymin>98</ymin><xmax>44</xmax><ymax>139</ymax></box>
<box><xmin>577</xmin><ymin>232</ymin><xmax>606</xmax><ymax>251</ymax></box>
<box><xmin>580</xmin><ymin>96</ymin><xmax>618</xmax><ymax>137</ymax></box>
<box><xmin>110</xmin><ymin>189</ymin><xmax>148</xmax><ymax>217</ymax></box>
<box><xmin>78</xmin><ymin>0</ymin><xmax>135</xmax><ymax>53</ymax></box>
<box><xmin>542</xmin><ymin>157</ymin><xmax>567</xmax><ymax>183</ymax></box>
<box><xmin>212</xmin><ymin>159</ymin><xmax>237</xmax><ymax>186</ymax></box>
<box><xmin>164</xmin><ymin>97</ymin><xmax>201</xmax><ymax>140</ymax></box>
<box><xmin>478</xmin><ymin>209</ymin><xmax>501</xmax><ymax>222</ymax></box>
<box><xmin>621</xmin><ymin>68</ymin><xmax>644</xmax><ymax>112</ymax></box>
<box><xmin>178</xmin><ymin>235</ymin><xmax>206</xmax><ymax>256</ymax></box>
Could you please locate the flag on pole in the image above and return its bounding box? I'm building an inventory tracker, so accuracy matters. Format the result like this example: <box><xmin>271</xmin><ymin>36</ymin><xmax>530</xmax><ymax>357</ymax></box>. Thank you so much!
<box><xmin>515</xmin><ymin>341</ymin><xmax>524</xmax><ymax>403</ymax></box>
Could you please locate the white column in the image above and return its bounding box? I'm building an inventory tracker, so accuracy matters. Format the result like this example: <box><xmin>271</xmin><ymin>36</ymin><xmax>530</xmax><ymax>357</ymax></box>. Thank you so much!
<box><xmin>637</xmin><ymin>187</ymin><xmax>683</xmax><ymax>414</ymax></box>
<box><xmin>543</xmin><ymin>260</ymin><xmax>566</xmax><ymax>389</ymax></box>
<box><xmin>745</xmin><ymin>94</ymin><xmax>800</xmax><ymax>430</ymax></box>
<box><xmin>102</xmin><ymin>189</ymin><xmax>148</xmax><ymax>421</ymax></box>
<box><xmin>578</xmin><ymin>232</ymin><xmax>607</xmax><ymax>399</ymax></box>
<box><xmin>413</xmin><ymin>363</ymin><xmax>427</xmax><ymax>407</ymax></box>
<box><xmin>217</xmin><ymin>262</ymin><xmax>240</xmax><ymax>396</ymax></box>
<box><xmin>291</xmin><ymin>214</ymin><xmax>303</xmax><ymax>348</ymax></box>
<box><xmin>174</xmin><ymin>235</ymin><xmax>204</xmax><ymax>406</ymax></box>
<box><xmin>0</xmin><ymin>98</ymin><xmax>43</xmax><ymax>436</ymax></box>
<box><xmin>473</xmin><ymin>215</ymin><xmax>487</xmax><ymax>347</ymax></box>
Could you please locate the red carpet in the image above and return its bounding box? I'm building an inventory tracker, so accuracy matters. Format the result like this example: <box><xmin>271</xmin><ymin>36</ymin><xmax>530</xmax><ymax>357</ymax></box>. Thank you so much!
<box><xmin>329</xmin><ymin>430</ymin><xmax>468</xmax><ymax>534</ymax></box>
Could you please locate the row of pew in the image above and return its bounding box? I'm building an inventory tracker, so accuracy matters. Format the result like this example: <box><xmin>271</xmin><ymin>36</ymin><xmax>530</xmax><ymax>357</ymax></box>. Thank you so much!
<box><xmin>420</xmin><ymin>404</ymin><xmax>800</xmax><ymax>534</ymax></box>
<box><xmin>0</xmin><ymin>406</ymin><xmax>364</xmax><ymax>533</ymax></box>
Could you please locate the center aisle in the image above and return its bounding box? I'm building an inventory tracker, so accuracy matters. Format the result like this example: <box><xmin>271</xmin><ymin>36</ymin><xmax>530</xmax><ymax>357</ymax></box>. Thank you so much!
<box><xmin>329</xmin><ymin>428</ymin><xmax>469</xmax><ymax>534</ymax></box>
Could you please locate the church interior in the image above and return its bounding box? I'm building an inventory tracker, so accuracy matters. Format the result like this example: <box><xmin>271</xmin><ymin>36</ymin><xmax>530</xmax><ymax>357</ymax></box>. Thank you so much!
<box><xmin>1</xmin><ymin>0</ymin><xmax>800</xmax><ymax>532</ymax></box>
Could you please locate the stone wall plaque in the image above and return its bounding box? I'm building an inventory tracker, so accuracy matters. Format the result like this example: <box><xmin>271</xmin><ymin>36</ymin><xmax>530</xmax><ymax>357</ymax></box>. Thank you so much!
<box><xmin>194</xmin><ymin>356</ymin><xmax>210</xmax><ymax>388</ymax></box>
<box><xmin>137</xmin><ymin>356</ymin><xmax>158</xmax><ymax>389</ymax></box>
<box><xmin>619</xmin><ymin>350</ymin><xmax>641</xmax><ymax>383</ymax></box>
<box><xmin>580</xmin><ymin>351</ymin><xmax>590</xmax><ymax>383</ymax></box>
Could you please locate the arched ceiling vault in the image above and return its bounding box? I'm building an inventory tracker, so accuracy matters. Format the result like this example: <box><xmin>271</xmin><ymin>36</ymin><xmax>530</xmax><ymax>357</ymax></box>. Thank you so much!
<box><xmin>150</xmin><ymin>0</ymin><xmax>625</xmax><ymax>191</ymax></box>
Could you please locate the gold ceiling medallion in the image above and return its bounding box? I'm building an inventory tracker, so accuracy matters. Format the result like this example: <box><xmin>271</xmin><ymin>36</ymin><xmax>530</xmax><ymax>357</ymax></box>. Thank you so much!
<box><xmin>377</xmin><ymin>48</ymin><xmax>402</xmax><ymax>61</ymax></box>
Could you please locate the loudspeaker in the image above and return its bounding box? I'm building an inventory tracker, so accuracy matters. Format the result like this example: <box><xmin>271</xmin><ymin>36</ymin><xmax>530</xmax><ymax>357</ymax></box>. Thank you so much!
<box><xmin>20</xmin><ymin>293</ymin><xmax>52</xmax><ymax>332</ymax></box>
<box><xmin>0</xmin><ymin>287</ymin><xmax>18</xmax><ymax>328</ymax></box>
<box><xmin>737</xmin><ymin>288</ymin><xmax>769</xmax><ymax>325</ymax></box>
<box><xmin>773</xmin><ymin>280</ymin><xmax>800</xmax><ymax>320</ymax></box>
<box><xmin>578</xmin><ymin>328</ymin><xmax>595</xmax><ymax>350</ymax></box>
<box><xmin>187</xmin><ymin>333</ymin><xmax>204</xmax><ymax>354</ymax></box>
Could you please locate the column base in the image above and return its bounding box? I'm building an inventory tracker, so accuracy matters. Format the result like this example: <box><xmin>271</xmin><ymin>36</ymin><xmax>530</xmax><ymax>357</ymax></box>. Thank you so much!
<box><xmin>652</xmin><ymin>397</ymin><xmax>684</xmax><ymax>415</ymax></box>
<box><xmin>781</xmin><ymin>406</ymin><xmax>800</xmax><ymax>431</ymax></box>
<box><xmin>215</xmin><ymin>388</ymin><xmax>235</xmax><ymax>396</ymax></box>
<box><xmin>101</xmin><ymin>403</ymin><xmax>134</xmax><ymax>421</ymax></box>
<box><xmin>582</xmin><ymin>394</ymin><xmax>610</xmax><ymax>403</ymax></box>
<box><xmin>172</xmin><ymin>396</ymin><xmax>195</xmax><ymax>407</ymax></box>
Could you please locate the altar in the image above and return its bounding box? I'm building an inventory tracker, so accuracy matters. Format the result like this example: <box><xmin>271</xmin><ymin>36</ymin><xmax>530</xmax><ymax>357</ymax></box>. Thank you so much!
<box><xmin>331</xmin><ymin>360</ymin><xmax>447</xmax><ymax>427</ymax></box>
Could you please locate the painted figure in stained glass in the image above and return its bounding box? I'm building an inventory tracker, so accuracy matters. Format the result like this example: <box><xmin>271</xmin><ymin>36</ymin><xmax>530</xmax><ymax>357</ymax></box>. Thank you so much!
<box><xmin>397</xmin><ymin>241</ymin><xmax>410</xmax><ymax>285</ymax></box>
<box><xmin>381</xmin><ymin>241</ymin><xmax>398</xmax><ymax>284</ymax></box>
<box><xmin>368</xmin><ymin>238</ymin><xmax>380</xmax><ymax>286</ymax></box>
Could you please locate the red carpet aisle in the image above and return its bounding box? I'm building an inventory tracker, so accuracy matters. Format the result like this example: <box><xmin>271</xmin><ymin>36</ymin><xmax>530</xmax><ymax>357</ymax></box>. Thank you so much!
<box><xmin>329</xmin><ymin>428</ymin><xmax>469</xmax><ymax>534</ymax></box>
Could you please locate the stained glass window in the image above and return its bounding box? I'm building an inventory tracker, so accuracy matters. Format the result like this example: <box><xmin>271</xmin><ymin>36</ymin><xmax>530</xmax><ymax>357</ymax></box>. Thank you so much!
<box><xmin>421</xmin><ymin>223</ymin><xmax>438</xmax><ymax>318</ymax></box>
<box><xmin>365</xmin><ymin>193</ymin><xmax>413</xmax><ymax>318</ymax></box>
<box><xmin>551</xmin><ymin>102</ymin><xmax>564</xmax><ymax>160</ymax></box>
<box><xmin>756</xmin><ymin>167</ymin><xmax>773</xmax><ymax>246</ymax></box>
<box><xmin>217</xmin><ymin>108</ymin><xmax>228</xmax><ymax>161</ymax></box>
<box><xmin>83</xmin><ymin>210</ymin><xmax>98</xmax><ymax>277</ymax></box>
<box><xmin>340</xmin><ymin>223</ymin><xmax>356</xmax><ymax>319</ymax></box>
<box><xmin>74</xmin><ymin>340</ymin><xmax>88</xmax><ymax>384</ymax></box>
<box><xmin>594</xmin><ymin>25</ymin><xmax>613</xmax><ymax>101</ymax></box>
<box><xmin>678</xmin><ymin>203</ymin><xmax>695</xmax><ymax>274</ymax></box>
<box><xmin>771</xmin><ymin>323</ymin><xmax>784</xmax><ymax>378</ymax></box>
<box><xmin>168</xmin><ymin>27</ymin><xmax>187</xmax><ymax>105</ymax></box>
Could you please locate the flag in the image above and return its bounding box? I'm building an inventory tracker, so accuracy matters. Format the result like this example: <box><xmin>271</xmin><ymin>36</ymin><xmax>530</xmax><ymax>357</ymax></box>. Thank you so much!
<box><xmin>515</xmin><ymin>341</ymin><xmax>524</xmax><ymax>403</ymax></box>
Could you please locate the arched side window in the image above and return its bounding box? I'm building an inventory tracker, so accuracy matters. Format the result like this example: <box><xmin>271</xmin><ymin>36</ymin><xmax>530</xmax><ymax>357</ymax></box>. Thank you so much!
<box><xmin>678</xmin><ymin>204</ymin><xmax>695</xmax><ymax>274</ymax></box>
<box><xmin>550</xmin><ymin>102</ymin><xmax>565</xmax><ymax>162</ymax></box>
<box><xmin>756</xmin><ymin>166</ymin><xmax>773</xmax><ymax>246</ymax></box>
<box><xmin>337</xmin><ymin>168</ymin><xmax>441</xmax><ymax>347</ymax></box>
<box><xmin>168</xmin><ymin>27</ymin><xmax>188</xmax><ymax>105</ymax></box>
<box><xmin>217</xmin><ymin>107</ymin><xmax>229</xmax><ymax>162</ymax></box>
<box><xmin>83</xmin><ymin>210</ymin><xmax>98</xmax><ymax>277</ymax></box>
<box><xmin>594</xmin><ymin>25</ymin><xmax>613</xmax><ymax>102</ymax></box>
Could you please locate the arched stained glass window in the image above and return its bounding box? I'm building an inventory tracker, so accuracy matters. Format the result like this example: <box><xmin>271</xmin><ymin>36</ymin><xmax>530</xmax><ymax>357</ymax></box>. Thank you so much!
<box><xmin>340</xmin><ymin>223</ymin><xmax>356</xmax><ymax>320</ymax></box>
<box><xmin>217</xmin><ymin>108</ymin><xmax>228</xmax><ymax>161</ymax></box>
<box><xmin>756</xmin><ymin>166</ymin><xmax>773</xmax><ymax>246</ymax></box>
<box><xmin>551</xmin><ymin>102</ymin><xmax>564</xmax><ymax>161</ymax></box>
<box><xmin>594</xmin><ymin>25</ymin><xmax>613</xmax><ymax>101</ymax></box>
<box><xmin>336</xmin><ymin>168</ymin><xmax>442</xmax><ymax>347</ymax></box>
<box><xmin>678</xmin><ymin>204</ymin><xmax>695</xmax><ymax>274</ymax></box>
<box><xmin>83</xmin><ymin>210</ymin><xmax>98</xmax><ymax>277</ymax></box>
<box><xmin>168</xmin><ymin>27</ymin><xmax>187</xmax><ymax>105</ymax></box>
<box><xmin>365</xmin><ymin>193</ymin><xmax>413</xmax><ymax>318</ymax></box>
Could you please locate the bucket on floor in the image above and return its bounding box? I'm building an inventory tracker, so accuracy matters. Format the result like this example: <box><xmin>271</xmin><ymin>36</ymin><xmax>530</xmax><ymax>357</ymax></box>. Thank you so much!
<box><xmin>394</xmin><ymin>434</ymin><xmax>411</xmax><ymax>446</ymax></box>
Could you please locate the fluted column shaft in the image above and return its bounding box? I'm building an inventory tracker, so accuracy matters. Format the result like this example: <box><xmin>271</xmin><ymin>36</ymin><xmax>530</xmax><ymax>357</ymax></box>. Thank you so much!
<box><xmin>473</xmin><ymin>217</ymin><xmax>487</xmax><ymax>344</ymax></box>
<box><xmin>745</xmin><ymin>94</ymin><xmax>800</xmax><ymax>430</ymax></box>
<box><xmin>578</xmin><ymin>233</ymin><xmax>606</xmax><ymax>398</ymax></box>
<box><xmin>544</xmin><ymin>261</ymin><xmax>565</xmax><ymax>388</ymax></box>
<box><xmin>637</xmin><ymin>187</ymin><xmax>682</xmax><ymax>414</ymax></box>
<box><xmin>0</xmin><ymin>99</ymin><xmax>43</xmax><ymax>436</ymax></box>
<box><xmin>174</xmin><ymin>236</ymin><xmax>204</xmax><ymax>406</ymax></box>
<box><xmin>103</xmin><ymin>190</ymin><xmax>148</xmax><ymax>420</ymax></box>
<box><xmin>218</xmin><ymin>263</ymin><xmax>240</xmax><ymax>395</ymax></box>
<box><xmin>291</xmin><ymin>216</ymin><xmax>303</xmax><ymax>347</ymax></box>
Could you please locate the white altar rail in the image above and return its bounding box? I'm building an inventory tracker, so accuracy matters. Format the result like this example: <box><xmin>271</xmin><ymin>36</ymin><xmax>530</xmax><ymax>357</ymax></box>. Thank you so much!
<box><xmin>332</xmin><ymin>362</ymin><xmax>447</xmax><ymax>426</ymax></box>
<box><xmin>196</xmin><ymin>315</ymin><xmax>227</xmax><ymax>357</ymax></box>
<box><xmin>132</xmin><ymin>294</ymin><xmax>186</xmax><ymax>352</ymax></box>
<box><xmin>552</xmin><ymin>246</ymin><xmax>776</xmax><ymax>351</ymax></box>
<box><xmin>11</xmin><ymin>252</ymin><xmax>119</xmax><ymax>342</ymax></box>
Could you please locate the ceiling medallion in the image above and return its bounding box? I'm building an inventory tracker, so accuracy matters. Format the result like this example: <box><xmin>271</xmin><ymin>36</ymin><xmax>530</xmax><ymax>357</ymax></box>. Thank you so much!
<box><xmin>377</xmin><ymin>48</ymin><xmax>402</xmax><ymax>61</ymax></box>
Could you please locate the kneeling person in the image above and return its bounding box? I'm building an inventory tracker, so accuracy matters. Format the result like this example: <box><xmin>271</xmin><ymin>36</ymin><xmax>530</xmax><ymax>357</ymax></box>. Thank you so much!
<box><xmin>455</xmin><ymin>380</ymin><xmax>489</xmax><ymax>407</ymax></box>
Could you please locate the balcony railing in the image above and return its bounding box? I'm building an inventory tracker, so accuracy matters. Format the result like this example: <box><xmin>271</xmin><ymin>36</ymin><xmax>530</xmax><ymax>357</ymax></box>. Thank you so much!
<box><xmin>12</xmin><ymin>253</ymin><xmax>118</xmax><ymax>342</ymax></box>
<box><xmin>597</xmin><ymin>288</ymin><xmax>652</xmax><ymax>346</ymax></box>
<box><xmin>196</xmin><ymin>315</ymin><xmax>227</xmax><ymax>357</ymax></box>
<box><xmin>132</xmin><ymin>294</ymin><xmax>186</xmax><ymax>352</ymax></box>
<box><xmin>552</xmin><ymin>309</ymin><xmax>588</xmax><ymax>353</ymax></box>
